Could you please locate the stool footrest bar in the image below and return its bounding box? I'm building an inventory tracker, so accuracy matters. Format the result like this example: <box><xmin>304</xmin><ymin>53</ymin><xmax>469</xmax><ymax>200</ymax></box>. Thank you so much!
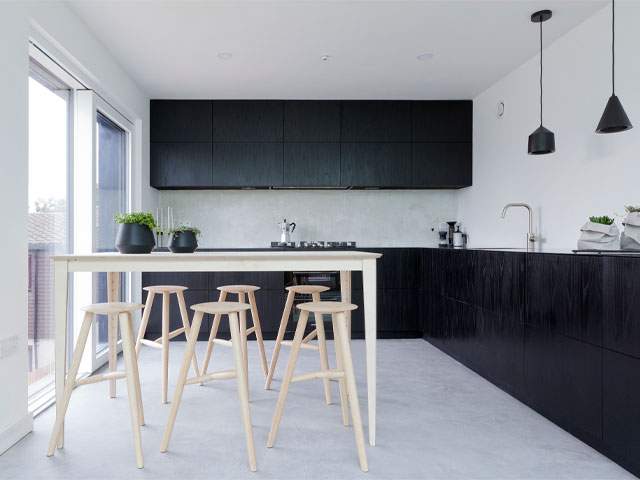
<box><xmin>185</xmin><ymin>369</ymin><xmax>237</xmax><ymax>385</ymax></box>
<box><xmin>281</xmin><ymin>340</ymin><xmax>319</xmax><ymax>351</ymax></box>
<box><xmin>74</xmin><ymin>371</ymin><xmax>127</xmax><ymax>387</ymax></box>
<box><xmin>291</xmin><ymin>370</ymin><xmax>344</xmax><ymax>383</ymax></box>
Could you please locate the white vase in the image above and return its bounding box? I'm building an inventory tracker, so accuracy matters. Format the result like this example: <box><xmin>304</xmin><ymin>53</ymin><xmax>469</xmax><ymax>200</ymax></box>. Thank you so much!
<box><xmin>621</xmin><ymin>213</ymin><xmax>640</xmax><ymax>250</ymax></box>
<box><xmin>577</xmin><ymin>221</ymin><xmax>620</xmax><ymax>250</ymax></box>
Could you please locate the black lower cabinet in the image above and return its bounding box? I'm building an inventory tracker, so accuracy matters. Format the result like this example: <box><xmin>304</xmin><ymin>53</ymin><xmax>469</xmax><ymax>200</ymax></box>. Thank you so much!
<box><xmin>603</xmin><ymin>349</ymin><xmax>640</xmax><ymax>475</ymax></box>
<box><xmin>523</xmin><ymin>326</ymin><xmax>602</xmax><ymax>445</ymax></box>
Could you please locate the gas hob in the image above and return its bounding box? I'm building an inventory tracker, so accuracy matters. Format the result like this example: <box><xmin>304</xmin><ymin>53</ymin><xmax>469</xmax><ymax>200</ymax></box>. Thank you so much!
<box><xmin>270</xmin><ymin>241</ymin><xmax>356</xmax><ymax>249</ymax></box>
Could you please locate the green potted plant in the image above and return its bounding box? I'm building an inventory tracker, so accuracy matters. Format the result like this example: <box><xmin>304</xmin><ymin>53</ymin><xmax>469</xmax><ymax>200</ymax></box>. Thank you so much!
<box><xmin>166</xmin><ymin>224</ymin><xmax>200</xmax><ymax>253</ymax></box>
<box><xmin>114</xmin><ymin>212</ymin><xmax>157</xmax><ymax>254</ymax></box>
<box><xmin>621</xmin><ymin>206</ymin><xmax>640</xmax><ymax>250</ymax></box>
<box><xmin>578</xmin><ymin>215</ymin><xmax>620</xmax><ymax>250</ymax></box>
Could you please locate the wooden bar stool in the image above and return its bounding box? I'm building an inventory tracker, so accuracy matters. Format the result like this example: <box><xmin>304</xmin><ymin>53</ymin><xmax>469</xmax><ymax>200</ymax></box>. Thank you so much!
<box><xmin>161</xmin><ymin>301</ymin><xmax>257</xmax><ymax>472</ymax></box>
<box><xmin>265</xmin><ymin>285</ymin><xmax>333</xmax><ymax>405</ymax></box>
<box><xmin>47</xmin><ymin>302</ymin><xmax>145</xmax><ymax>469</ymax></box>
<box><xmin>135</xmin><ymin>285</ymin><xmax>201</xmax><ymax>404</ymax></box>
<box><xmin>201</xmin><ymin>285</ymin><xmax>268</xmax><ymax>385</ymax></box>
<box><xmin>267</xmin><ymin>301</ymin><xmax>368</xmax><ymax>472</ymax></box>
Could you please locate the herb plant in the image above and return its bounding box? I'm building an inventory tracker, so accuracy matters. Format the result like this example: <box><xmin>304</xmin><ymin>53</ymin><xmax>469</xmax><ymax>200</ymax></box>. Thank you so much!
<box><xmin>166</xmin><ymin>225</ymin><xmax>201</xmax><ymax>239</ymax></box>
<box><xmin>625</xmin><ymin>206</ymin><xmax>640</xmax><ymax>213</ymax></box>
<box><xmin>589</xmin><ymin>215</ymin><xmax>615</xmax><ymax>226</ymax></box>
<box><xmin>115</xmin><ymin>212</ymin><xmax>157</xmax><ymax>230</ymax></box>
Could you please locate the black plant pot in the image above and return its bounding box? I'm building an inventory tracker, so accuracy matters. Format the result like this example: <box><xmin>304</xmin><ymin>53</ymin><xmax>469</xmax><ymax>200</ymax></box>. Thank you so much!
<box><xmin>115</xmin><ymin>223</ymin><xmax>156</xmax><ymax>254</ymax></box>
<box><xmin>168</xmin><ymin>231</ymin><xmax>198</xmax><ymax>253</ymax></box>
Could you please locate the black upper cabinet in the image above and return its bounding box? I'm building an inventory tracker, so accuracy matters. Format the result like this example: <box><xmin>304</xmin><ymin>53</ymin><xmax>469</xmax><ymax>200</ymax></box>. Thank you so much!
<box><xmin>150</xmin><ymin>100</ymin><xmax>212</xmax><ymax>142</ymax></box>
<box><xmin>284</xmin><ymin>101</ymin><xmax>340</xmax><ymax>142</ymax></box>
<box><xmin>283</xmin><ymin>143</ymin><xmax>340</xmax><ymax>187</ymax></box>
<box><xmin>341</xmin><ymin>143</ymin><xmax>411</xmax><ymax>187</ymax></box>
<box><xmin>412</xmin><ymin>143</ymin><xmax>472</xmax><ymax>187</ymax></box>
<box><xmin>151</xmin><ymin>143</ymin><xmax>212</xmax><ymax>188</ymax></box>
<box><xmin>412</xmin><ymin>101</ymin><xmax>472</xmax><ymax>142</ymax></box>
<box><xmin>212</xmin><ymin>100</ymin><xmax>283</xmax><ymax>142</ymax></box>
<box><xmin>341</xmin><ymin>101</ymin><xmax>411</xmax><ymax>142</ymax></box>
<box><xmin>211</xmin><ymin>142</ymin><xmax>283</xmax><ymax>187</ymax></box>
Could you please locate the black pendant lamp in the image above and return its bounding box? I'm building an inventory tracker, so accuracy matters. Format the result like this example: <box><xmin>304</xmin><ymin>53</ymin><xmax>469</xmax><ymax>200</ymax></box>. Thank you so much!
<box><xmin>528</xmin><ymin>10</ymin><xmax>555</xmax><ymax>155</ymax></box>
<box><xmin>596</xmin><ymin>0</ymin><xmax>633</xmax><ymax>133</ymax></box>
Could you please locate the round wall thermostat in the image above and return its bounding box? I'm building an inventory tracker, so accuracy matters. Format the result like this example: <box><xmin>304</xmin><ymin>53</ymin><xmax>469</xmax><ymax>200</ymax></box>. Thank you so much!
<box><xmin>496</xmin><ymin>101</ymin><xmax>505</xmax><ymax>118</ymax></box>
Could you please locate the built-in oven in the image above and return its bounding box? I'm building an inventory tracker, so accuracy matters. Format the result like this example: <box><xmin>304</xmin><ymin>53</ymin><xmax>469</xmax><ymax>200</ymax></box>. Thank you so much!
<box><xmin>284</xmin><ymin>271</ymin><xmax>342</xmax><ymax>325</ymax></box>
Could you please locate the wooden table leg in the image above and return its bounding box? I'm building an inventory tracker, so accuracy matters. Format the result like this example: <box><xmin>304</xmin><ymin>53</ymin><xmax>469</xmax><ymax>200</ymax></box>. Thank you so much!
<box><xmin>53</xmin><ymin>260</ymin><xmax>69</xmax><ymax>449</ymax></box>
<box><xmin>340</xmin><ymin>271</ymin><xmax>352</xmax><ymax>341</ymax></box>
<box><xmin>362</xmin><ymin>260</ymin><xmax>377</xmax><ymax>446</ymax></box>
<box><xmin>107</xmin><ymin>272</ymin><xmax>120</xmax><ymax>398</ymax></box>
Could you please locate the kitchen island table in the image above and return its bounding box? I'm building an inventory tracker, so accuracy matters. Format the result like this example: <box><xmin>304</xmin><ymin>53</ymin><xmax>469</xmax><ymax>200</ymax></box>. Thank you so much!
<box><xmin>51</xmin><ymin>250</ymin><xmax>381</xmax><ymax>449</ymax></box>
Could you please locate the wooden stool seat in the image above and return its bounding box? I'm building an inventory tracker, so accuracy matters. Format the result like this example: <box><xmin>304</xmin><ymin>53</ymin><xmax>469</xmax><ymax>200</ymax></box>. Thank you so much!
<box><xmin>298</xmin><ymin>301</ymin><xmax>358</xmax><ymax>313</ymax></box>
<box><xmin>217</xmin><ymin>284</ymin><xmax>261</xmax><ymax>294</ymax></box>
<box><xmin>267</xmin><ymin>302</ymin><xmax>368</xmax><ymax>472</ymax></box>
<box><xmin>47</xmin><ymin>303</ymin><xmax>145</xmax><ymax>468</ymax></box>
<box><xmin>143</xmin><ymin>285</ymin><xmax>188</xmax><ymax>293</ymax></box>
<box><xmin>201</xmin><ymin>285</ymin><xmax>269</xmax><ymax>383</ymax></box>
<box><xmin>192</xmin><ymin>301</ymin><xmax>251</xmax><ymax>315</ymax></box>
<box><xmin>81</xmin><ymin>302</ymin><xmax>144</xmax><ymax>314</ymax></box>
<box><xmin>135</xmin><ymin>285</ymin><xmax>200</xmax><ymax>404</ymax></box>
<box><xmin>161</xmin><ymin>301</ymin><xmax>257</xmax><ymax>471</ymax></box>
<box><xmin>285</xmin><ymin>285</ymin><xmax>330</xmax><ymax>295</ymax></box>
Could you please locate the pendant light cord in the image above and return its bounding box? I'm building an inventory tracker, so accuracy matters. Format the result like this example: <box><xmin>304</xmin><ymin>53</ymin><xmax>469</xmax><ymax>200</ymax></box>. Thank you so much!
<box><xmin>539</xmin><ymin>18</ymin><xmax>543</xmax><ymax>126</ymax></box>
<box><xmin>612</xmin><ymin>0</ymin><xmax>616</xmax><ymax>94</ymax></box>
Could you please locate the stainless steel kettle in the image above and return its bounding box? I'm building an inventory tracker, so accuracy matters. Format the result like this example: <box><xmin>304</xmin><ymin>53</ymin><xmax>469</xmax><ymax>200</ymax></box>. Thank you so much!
<box><xmin>278</xmin><ymin>219</ymin><xmax>296</xmax><ymax>243</ymax></box>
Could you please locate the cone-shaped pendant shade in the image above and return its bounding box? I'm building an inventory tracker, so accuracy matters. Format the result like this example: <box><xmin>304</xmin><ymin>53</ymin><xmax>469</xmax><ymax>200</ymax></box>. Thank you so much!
<box><xmin>596</xmin><ymin>94</ymin><xmax>633</xmax><ymax>133</ymax></box>
<box><xmin>528</xmin><ymin>125</ymin><xmax>556</xmax><ymax>155</ymax></box>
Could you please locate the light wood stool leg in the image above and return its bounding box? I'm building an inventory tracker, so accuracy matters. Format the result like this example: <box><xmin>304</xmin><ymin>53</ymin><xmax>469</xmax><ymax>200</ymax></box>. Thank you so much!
<box><xmin>135</xmin><ymin>291</ymin><xmax>155</xmax><ymax>357</ymax></box>
<box><xmin>335</xmin><ymin>312</ymin><xmax>368</xmax><ymax>472</ymax></box>
<box><xmin>126</xmin><ymin>313</ymin><xmax>145</xmax><ymax>426</ymax></box>
<box><xmin>161</xmin><ymin>292</ymin><xmax>170</xmax><ymax>404</ymax></box>
<box><xmin>229</xmin><ymin>312</ymin><xmax>257</xmax><ymax>471</ymax></box>
<box><xmin>265</xmin><ymin>290</ymin><xmax>294</xmax><ymax>390</ymax></box>
<box><xmin>160</xmin><ymin>311</ymin><xmax>204</xmax><ymax>453</ymax></box>
<box><xmin>107</xmin><ymin>272</ymin><xmax>120</xmax><ymax>398</ymax></box>
<box><xmin>312</xmin><ymin>292</ymin><xmax>332</xmax><ymax>405</ymax></box>
<box><xmin>332</xmin><ymin>313</ymin><xmax>350</xmax><ymax>427</ymax></box>
<box><xmin>248</xmin><ymin>291</ymin><xmax>269</xmax><ymax>378</ymax></box>
<box><xmin>47</xmin><ymin>312</ymin><xmax>93</xmax><ymax>457</ymax></box>
<box><xmin>119</xmin><ymin>312</ymin><xmax>144</xmax><ymax>469</ymax></box>
<box><xmin>267</xmin><ymin>310</ymin><xmax>309</xmax><ymax>448</ymax></box>
<box><xmin>238</xmin><ymin>292</ymin><xmax>249</xmax><ymax>393</ymax></box>
<box><xmin>201</xmin><ymin>290</ymin><xmax>227</xmax><ymax>382</ymax></box>
<box><xmin>176</xmin><ymin>290</ymin><xmax>201</xmax><ymax>378</ymax></box>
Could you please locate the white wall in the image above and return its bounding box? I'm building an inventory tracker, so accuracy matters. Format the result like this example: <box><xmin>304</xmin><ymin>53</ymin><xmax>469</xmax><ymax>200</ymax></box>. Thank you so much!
<box><xmin>459</xmin><ymin>3</ymin><xmax>640</xmax><ymax>250</ymax></box>
<box><xmin>0</xmin><ymin>1</ymin><xmax>151</xmax><ymax>454</ymax></box>
<box><xmin>159</xmin><ymin>190</ymin><xmax>458</xmax><ymax>247</ymax></box>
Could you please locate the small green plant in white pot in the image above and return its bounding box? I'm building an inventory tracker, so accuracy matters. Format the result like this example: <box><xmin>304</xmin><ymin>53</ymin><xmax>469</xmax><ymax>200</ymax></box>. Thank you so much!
<box><xmin>621</xmin><ymin>206</ymin><xmax>640</xmax><ymax>250</ymax></box>
<box><xmin>578</xmin><ymin>215</ymin><xmax>620</xmax><ymax>250</ymax></box>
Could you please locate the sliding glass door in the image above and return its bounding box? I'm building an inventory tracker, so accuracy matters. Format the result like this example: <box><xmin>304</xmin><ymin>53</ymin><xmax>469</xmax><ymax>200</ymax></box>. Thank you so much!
<box><xmin>27</xmin><ymin>61</ymin><xmax>71</xmax><ymax>399</ymax></box>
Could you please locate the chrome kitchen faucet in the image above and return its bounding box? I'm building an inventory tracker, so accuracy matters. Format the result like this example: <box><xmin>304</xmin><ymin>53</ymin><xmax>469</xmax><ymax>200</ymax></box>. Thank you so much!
<box><xmin>501</xmin><ymin>203</ymin><xmax>537</xmax><ymax>251</ymax></box>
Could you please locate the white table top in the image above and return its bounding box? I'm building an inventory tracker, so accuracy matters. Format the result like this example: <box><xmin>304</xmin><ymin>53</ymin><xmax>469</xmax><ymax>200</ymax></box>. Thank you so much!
<box><xmin>52</xmin><ymin>250</ymin><xmax>382</xmax><ymax>260</ymax></box>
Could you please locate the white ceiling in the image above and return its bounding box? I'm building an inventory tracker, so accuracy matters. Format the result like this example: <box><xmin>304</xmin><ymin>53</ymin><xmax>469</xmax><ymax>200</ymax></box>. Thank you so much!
<box><xmin>68</xmin><ymin>0</ymin><xmax>608</xmax><ymax>100</ymax></box>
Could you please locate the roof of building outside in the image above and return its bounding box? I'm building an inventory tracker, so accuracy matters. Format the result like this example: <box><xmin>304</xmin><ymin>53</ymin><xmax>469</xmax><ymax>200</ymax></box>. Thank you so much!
<box><xmin>28</xmin><ymin>212</ymin><xmax>66</xmax><ymax>245</ymax></box>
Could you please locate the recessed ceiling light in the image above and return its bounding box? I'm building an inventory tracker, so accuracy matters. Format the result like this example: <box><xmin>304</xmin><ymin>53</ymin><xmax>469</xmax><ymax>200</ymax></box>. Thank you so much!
<box><xmin>416</xmin><ymin>53</ymin><xmax>434</xmax><ymax>61</ymax></box>
<box><xmin>217</xmin><ymin>52</ymin><xmax>232</xmax><ymax>60</ymax></box>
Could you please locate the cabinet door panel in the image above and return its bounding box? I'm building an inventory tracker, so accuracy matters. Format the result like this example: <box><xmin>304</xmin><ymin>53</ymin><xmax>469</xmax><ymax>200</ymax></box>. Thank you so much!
<box><xmin>341</xmin><ymin>143</ymin><xmax>411</xmax><ymax>187</ymax></box>
<box><xmin>411</xmin><ymin>143</ymin><xmax>471</xmax><ymax>187</ymax></box>
<box><xmin>412</xmin><ymin>101</ymin><xmax>472</xmax><ymax>142</ymax></box>
<box><xmin>523</xmin><ymin>326</ymin><xmax>602</xmax><ymax>443</ymax></box>
<box><xmin>209</xmin><ymin>271</ymin><xmax>283</xmax><ymax>291</ymax></box>
<box><xmin>283</xmin><ymin>143</ymin><xmax>340</xmax><ymax>186</ymax></box>
<box><xmin>603</xmin><ymin>349</ymin><xmax>640</xmax><ymax>476</ymax></box>
<box><xmin>603</xmin><ymin>256</ymin><xmax>640</xmax><ymax>358</ymax></box>
<box><xmin>284</xmin><ymin>101</ymin><xmax>340</xmax><ymax>142</ymax></box>
<box><xmin>151</xmin><ymin>143</ymin><xmax>212</xmax><ymax>188</ymax></box>
<box><xmin>211</xmin><ymin>143</ymin><xmax>283</xmax><ymax>186</ymax></box>
<box><xmin>212</xmin><ymin>100</ymin><xmax>283</xmax><ymax>141</ymax></box>
<box><xmin>142</xmin><ymin>271</ymin><xmax>208</xmax><ymax>291</ymax></box>
<box><xmin>151</xmin><ymin>100</ymin><xmax>212</xmax><ymax>142</ymax></box>
<box><xmin>341</xmin><ymin>101</ymin><xmax>411</xmax><ymax>142</ymax></box>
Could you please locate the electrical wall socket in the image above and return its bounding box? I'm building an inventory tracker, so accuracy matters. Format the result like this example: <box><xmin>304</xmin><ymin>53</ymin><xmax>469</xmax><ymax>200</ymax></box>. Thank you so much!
<box><xmin>0</xmin><ymin>335</ymin><xmax>19</xmax><ymax>359</ymax></box>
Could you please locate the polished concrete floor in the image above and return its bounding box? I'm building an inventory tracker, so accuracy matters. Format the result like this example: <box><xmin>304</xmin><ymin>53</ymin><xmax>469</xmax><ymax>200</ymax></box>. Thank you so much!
<box><xmin>1</xmin><ymin>339</ymin><xmax>635</xmax><ymax>479</ymax></box>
